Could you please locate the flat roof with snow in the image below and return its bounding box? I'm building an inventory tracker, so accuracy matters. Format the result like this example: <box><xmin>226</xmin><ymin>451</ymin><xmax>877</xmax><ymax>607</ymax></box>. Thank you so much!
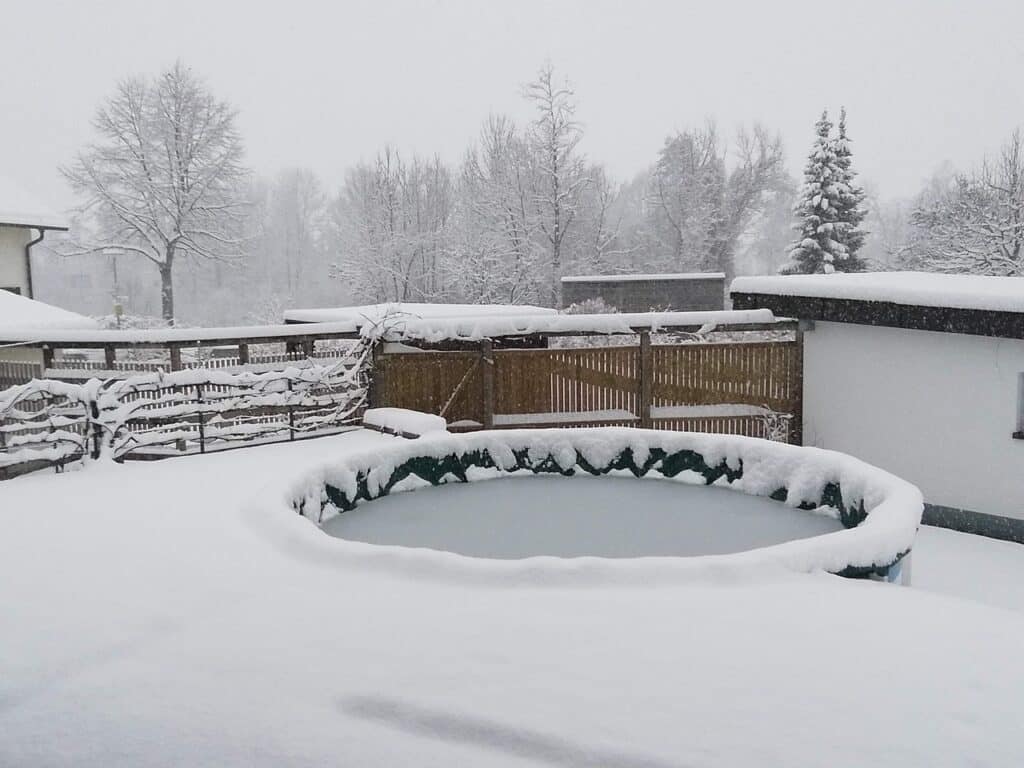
<box><xmin>731</xmin><ymin>272</ymin><xmax>1024</xmax><ymax>339</ymax></box>
<box><xmin>562</xmin><ymin>273</ymin><xmax>725</xmax><ymax>283</ymax></box>
<box><xmin>0</xmin><ymin>176</ymin><xmax>70</xmax><ymax>231</ymax></box>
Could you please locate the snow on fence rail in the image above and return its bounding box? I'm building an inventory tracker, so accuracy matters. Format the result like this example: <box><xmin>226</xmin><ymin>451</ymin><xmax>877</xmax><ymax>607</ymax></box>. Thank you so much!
<box><xmin>0</xmin><ymin>343</ymin><xmax>370</xmax><ymax>478</ymax></box>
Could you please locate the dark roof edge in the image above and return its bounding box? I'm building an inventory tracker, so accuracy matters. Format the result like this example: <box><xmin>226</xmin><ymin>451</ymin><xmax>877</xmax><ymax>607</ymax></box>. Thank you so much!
<box><xmin>730</xmin><ymin>291</ymin><xmax>1024</xmax><ymax>340</ymax></box>
<box><xmin>0</xmin><ymin>221</ymin><xmax>70</xmax><ymax>232</ymax></box>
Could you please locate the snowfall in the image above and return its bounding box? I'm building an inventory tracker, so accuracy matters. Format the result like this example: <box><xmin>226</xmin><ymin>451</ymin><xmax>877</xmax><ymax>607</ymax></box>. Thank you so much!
<box><xmin>2</xmin><ymin>430</ymin><xmax>1024</xmax><ymax>766</ymax></box>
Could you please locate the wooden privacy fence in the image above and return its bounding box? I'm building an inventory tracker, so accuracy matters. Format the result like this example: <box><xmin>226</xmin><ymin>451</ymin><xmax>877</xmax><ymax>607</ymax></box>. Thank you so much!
<box><xmin>0</xmin><ymin>347</ymin><xmax>369</xmax><ymax>480</ymax></box>
<box><xmin>0</xmin><ymin>360</ymin><xmax>42</xmax><ymax>390</ymax></box>
<box><xmin>375</xmin><ymin>335</ymin><xmax>803</xmax><ymax>443</ymax></box>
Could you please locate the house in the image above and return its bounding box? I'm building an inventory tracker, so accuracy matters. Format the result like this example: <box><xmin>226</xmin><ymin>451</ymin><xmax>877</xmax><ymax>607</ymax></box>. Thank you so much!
<box><xmin>0</xmin><ymin>175</ymin><xmax>70</xmax><ymax>299</ymax></box>
<box><xmin>731</xmin><ymin>272</ymin><xmax>1024</xmax><ymax>541</ymax></box>
<box><xmin>560</xmin><ymin>273</ymin><xmax>725</xmax><ymax>312</ymax></box>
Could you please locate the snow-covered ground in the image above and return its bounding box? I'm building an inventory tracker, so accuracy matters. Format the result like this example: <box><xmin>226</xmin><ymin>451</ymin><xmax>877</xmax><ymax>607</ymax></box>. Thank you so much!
<box><xmin>2</xmin><ymin>431</ymin><xmax>1023</xmax><ymax>766</ymax></box>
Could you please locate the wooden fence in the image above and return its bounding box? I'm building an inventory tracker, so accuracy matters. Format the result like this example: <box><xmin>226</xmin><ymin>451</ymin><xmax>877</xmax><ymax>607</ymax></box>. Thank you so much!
<box><xmin>0</xmin><ymin>360</ymin><xmax>42</xmax><ymax>390</ymax></box>
<box><xmin>376</xmin><ymin>336</ymin><xmax>803</xmax><ymax>443</ymax></box>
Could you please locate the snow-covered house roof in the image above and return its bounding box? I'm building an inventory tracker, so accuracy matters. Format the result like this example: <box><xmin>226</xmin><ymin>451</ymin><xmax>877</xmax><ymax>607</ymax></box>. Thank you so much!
<box><xmin>731</xmin><ymin>272</ymin><xmax>1024</xmax><ymax>339</ymax></box>
<box><xmin>284</xmin><ymin>302</ymin><xmax>558</xmax><ymax>325</ymax></box>
<box><xmin>0</xmin><ymin>290</ymin><xmax>98</xmax><ymax>334</ymax></box>
<box><xmin>0</xmin><ymin>176</ymin><xmax>69</xmax><ymax>231</ymax></box>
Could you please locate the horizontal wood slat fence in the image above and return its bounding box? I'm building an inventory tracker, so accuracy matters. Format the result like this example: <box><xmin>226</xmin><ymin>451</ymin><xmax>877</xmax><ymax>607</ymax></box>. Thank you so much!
<box><xmin>376</xmin><ymin>336</ymin><xmax>803</xmax><ymax>443</ymax></box>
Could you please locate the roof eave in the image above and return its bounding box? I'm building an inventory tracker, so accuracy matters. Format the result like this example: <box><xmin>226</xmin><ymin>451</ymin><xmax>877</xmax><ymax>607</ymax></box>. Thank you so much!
<box><xmin>731</xmin><ymin>290</ymin><xmax>1024</xmax><ymax>341</ymax></box>
<box><xmin>0</xmin><ymin>220</ymin><xmax>70</xmax><ymax>232</ymax></box>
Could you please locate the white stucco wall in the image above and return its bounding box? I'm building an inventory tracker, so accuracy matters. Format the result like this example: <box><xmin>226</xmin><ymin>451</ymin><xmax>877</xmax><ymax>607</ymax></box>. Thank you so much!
<box><xmin>803</xmin><ymin>321</ymin><xmax>1024</xmax><ymax>520</ymax></box>
<box><xmin>0</xmin><ymin>226</ymin><xmax>31</xmax><ymax>296</ymax></box>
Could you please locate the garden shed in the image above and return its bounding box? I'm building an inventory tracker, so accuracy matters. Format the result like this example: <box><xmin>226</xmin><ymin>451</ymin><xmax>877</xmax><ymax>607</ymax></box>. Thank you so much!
<box><xmin>731</xmin><ymin>272</ymin><xmax>1024</xmax><ymax>540</ymax></box>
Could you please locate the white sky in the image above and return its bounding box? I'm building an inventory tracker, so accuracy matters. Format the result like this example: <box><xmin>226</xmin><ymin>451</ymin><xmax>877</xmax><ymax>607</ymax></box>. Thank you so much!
<box><xmin>3</xmin><ymin>0</ymin><xmax>1023</xmax><ymax>210</ymax></box>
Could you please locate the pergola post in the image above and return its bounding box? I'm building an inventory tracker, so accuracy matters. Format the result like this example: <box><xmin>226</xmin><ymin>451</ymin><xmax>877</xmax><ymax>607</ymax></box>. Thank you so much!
<box><xmin>638</xmin><ymin>331</ymin><xmax>653</xmax><ymax>429</ymax></box>
<box><xmin>481</xmin><ymin>339</ymin><xmax>495</xmax><ymax>430</ymax></box>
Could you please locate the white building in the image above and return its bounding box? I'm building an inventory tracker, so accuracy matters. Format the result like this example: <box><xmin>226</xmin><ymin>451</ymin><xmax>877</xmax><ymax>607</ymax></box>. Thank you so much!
<box><xmin>0</xmin><ymin>175</ymin><xmax>70</xmax><ymax>299</ymax></box>
<box><xmin>732</xmin><ymin>272</ymin><xmax>1024</xmax><ymax>540</ymax></box>
<box><xmin>0</xmin><ymin>177</ymin><xmax>96</xmax><ymax>378</ymax></box>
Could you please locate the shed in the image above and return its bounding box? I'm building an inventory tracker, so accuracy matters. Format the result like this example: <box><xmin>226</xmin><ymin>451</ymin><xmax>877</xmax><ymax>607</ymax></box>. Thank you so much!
<box><xmin>560</xmin><ymin>273</ymin><xmax>725</xmax><ymax>312</ymax></box>
<box><xmin>731</xmin><ymin>271</ymin><xmax>1024</xmax><ymax>540</ymax></box>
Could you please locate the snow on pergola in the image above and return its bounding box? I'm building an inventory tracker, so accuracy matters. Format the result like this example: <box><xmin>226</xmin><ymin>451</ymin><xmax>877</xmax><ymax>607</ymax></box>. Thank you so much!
<box><xmin>0</xmin><ymin>308</ymin><xmax>781</xmax><ymax>347</ymax></box>
<box><xmin>284</xmin><ymin>302</ymin><xmax>558</xmax><ymax>325</ymax></box>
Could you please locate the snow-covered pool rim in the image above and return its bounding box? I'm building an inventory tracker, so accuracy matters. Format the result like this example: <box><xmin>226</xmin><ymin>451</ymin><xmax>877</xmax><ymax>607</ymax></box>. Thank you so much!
<box><xmin>285</xmin><ymin>428</ymin><xmax>923</xmax><ymax>582</ymax></box>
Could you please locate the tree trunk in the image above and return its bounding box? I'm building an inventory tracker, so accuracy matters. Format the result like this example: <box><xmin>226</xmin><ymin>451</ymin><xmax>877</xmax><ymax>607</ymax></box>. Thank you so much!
<box><xmin>159</xmin><ymin>250</ymin><xmax>175</xmax><ymax>324</ymax></box>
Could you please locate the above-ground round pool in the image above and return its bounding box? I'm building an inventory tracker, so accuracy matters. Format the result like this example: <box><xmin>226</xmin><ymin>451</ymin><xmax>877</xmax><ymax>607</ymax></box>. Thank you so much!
<box><xmin>322</xmin><ymin>475</ymin><xmax>845</xmax><ymax>559</ymax></box>
<box><xmin>290</xmin><ymin>428</ymin><xmax>923</xmax><ymax>581</ymax></box>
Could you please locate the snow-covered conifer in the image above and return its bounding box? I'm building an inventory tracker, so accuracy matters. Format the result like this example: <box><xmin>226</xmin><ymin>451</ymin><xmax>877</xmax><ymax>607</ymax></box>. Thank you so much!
<box><xmin>783</xmin><ymin>110</ymin><xmax>864</xmax><ymax>273</ymax></box>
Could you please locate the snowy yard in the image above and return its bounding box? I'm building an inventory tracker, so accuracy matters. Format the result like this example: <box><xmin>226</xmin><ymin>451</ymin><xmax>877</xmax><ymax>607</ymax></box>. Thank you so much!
<box><xmin>2</xmin><ymin>430</ymin><xmax>1023</xmax><ymax>766</ymax></box>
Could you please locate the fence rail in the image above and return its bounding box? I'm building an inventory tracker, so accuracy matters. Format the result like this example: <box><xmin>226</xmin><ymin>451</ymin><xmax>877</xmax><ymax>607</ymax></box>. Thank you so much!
<box><xmin>377</xmin><ymin>336</ymin><xmax>803</xmax><ymax>442</ymax></box>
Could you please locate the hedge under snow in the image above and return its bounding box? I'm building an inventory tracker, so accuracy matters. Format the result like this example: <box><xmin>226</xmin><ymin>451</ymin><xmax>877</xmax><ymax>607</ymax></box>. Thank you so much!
<box><xmin>288</xmin><ymin>427</ymin><xmax>923</xmax><ymax>579</ymax></box>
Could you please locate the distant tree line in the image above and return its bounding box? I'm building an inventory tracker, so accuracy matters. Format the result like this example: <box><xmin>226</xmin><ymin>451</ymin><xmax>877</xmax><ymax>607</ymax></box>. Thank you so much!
<box><xmin>57</xmin><ymin>62</ymin><xmax>796</xmax><ymax>322</ymax></box>
<box><xmin>52</xmin><ymin>61</ymin><xmax>1023</xmax><ymax>326</ymax></box>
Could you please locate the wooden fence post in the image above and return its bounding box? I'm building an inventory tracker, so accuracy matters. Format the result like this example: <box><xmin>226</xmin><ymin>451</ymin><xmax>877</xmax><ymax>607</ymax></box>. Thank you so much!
<box><xmin>287</xmin><ymin>379</ymin><xmax>296</xmax><ymax>440</ymax></box>
<box><xmin>481</xmin><ymin>339</ymin><xmax>494</xmax><ymax>430</ymax></box>
<box><xmin>104</xmin><ymin>345</ymin><xmax>116</xmax><ymax>371</ymax></box>
<box><xmin>169</xmin><ymin>345</ymin><xmax>182</xmax><ymax>371</ymax></box>
<box><xmin>368</xmin><ymin>341</ymin><xmax>385</xmax><ymax>409</ymax></box>
<box><xmin>89</xmin><ymin>399</ymin><xmax>103</xmax><ymax>461</ymax></box>
<box><xmin>790</xmin><ymin>328</ymin><xmax>805</xmax><ymax>446</ymax></box>
<box><xmin>238</xmin><ymin>343</ymin><xmax>250</xmax><ymax>365</ymax></box>
<box><xmin>42</xmin><ymin>346</ymin><xmax>54</xmax><ymax>372</ymax></box>
<box><xmin>638</xmin><ymin>332</ymin><xmax>653</xmax><ymax>429</ymax></box>
<box><xmin>196</xmin><ymin>384</ymin><xmax>206</xmax><ymax>454</ymax></box>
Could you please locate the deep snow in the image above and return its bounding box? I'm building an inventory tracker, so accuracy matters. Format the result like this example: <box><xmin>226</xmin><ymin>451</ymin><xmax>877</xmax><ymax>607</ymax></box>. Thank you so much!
<box><xmin>1</xmin><ymin>431</ymin><xmax>1023</xmax><ymax>767</ymax></box>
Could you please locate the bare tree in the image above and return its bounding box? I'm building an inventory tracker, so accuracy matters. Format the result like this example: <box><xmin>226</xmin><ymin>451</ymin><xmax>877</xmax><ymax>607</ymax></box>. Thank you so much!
<box><xmin>525</xmin><ymin>64</ymin><xmax>589</xmax><ymax>305</ymax></box>
<box><xmin>710</xmin><ymin>125</ymin><xmax>785</xmax><ymax>283</ymax></box>
<box><xmin>330</xmin><ymin>148</ymin><xmax>455</xmax><ymax>303</ymax></box>
<box><xmin>648</xmin><ymin>123</ymin><xmax>723</xmax><ymax>268</ymax></box>
<box><xmin>269</xmin><ymin>168</ymin><xmax>326</xmax><ymax>300</ymax></box>
<box><xmin>61</xmin><ymin>62</ymin><xmax>248</xmax><ymax>322</ymax></box>
<box><xmin>908</xmin><ymin>130</ymin><xmax>1024</xmax><ymax>276</ymax></box>
<box><xmin>646</xmin><ymin>122</ymin><xmax>783</xmax><ymax>282</ymax></box>
<box><xmin>457</xmin><ymin>115</ymin><xmax>544</xmax><ymax>304</ymax></box>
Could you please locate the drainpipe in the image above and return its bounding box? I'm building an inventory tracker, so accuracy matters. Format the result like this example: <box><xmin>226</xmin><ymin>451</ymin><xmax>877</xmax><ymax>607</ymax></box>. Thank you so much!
<box><xmin>24</xmin><ymin>228</ymin><xmax>44</xmax><ymax>299</ymax></box>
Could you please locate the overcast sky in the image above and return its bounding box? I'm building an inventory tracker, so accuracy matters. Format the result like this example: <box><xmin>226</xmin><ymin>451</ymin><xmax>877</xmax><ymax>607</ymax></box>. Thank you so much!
<box><xmin>3</xmin><ymin>0</ymin><xmax>1023</xmax><ymax>211</ymax></box>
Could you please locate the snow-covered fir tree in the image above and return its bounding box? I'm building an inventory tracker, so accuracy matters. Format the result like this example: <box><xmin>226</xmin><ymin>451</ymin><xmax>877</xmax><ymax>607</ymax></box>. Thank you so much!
<box><xmin>832</xmin><ymin>108</ymin><xmax>868</xmax><ymax>263</ymax></box>
<box><xmin>783</xmin><ymin>109</ymin><xmax>866</xmax><ymax>273</ymax></box>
